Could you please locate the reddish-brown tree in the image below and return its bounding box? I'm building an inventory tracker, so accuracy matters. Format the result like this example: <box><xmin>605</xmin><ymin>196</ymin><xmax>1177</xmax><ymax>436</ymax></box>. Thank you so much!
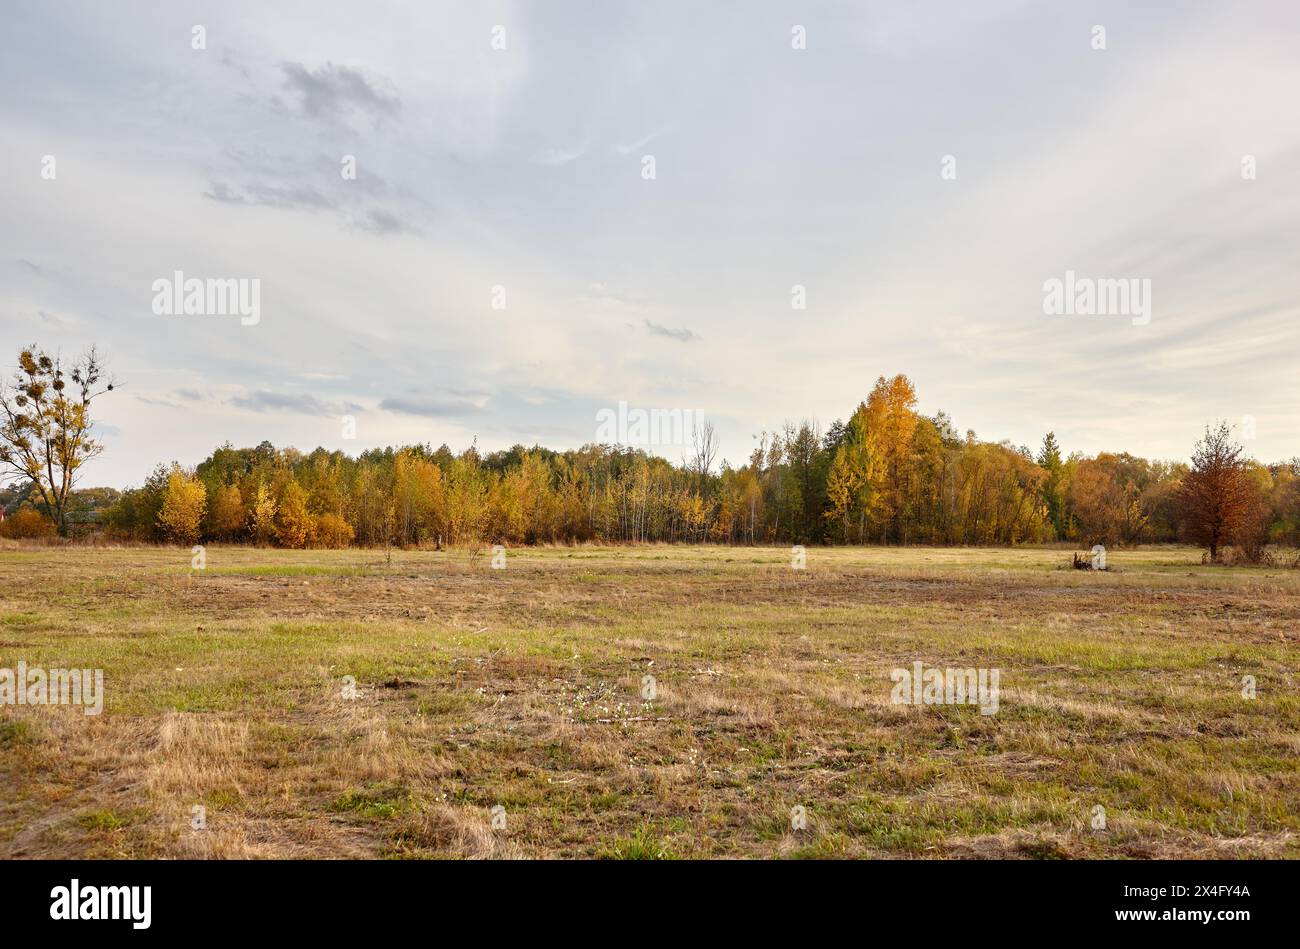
<box><xmin>1176</xmin><ymin>422</ymin><xmax>1250</xmax><ymax>561</ymax></box>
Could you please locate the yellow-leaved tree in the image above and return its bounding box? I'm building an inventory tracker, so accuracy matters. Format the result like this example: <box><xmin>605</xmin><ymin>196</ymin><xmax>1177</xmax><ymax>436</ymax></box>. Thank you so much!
<box><xmin>209</xmin><ymin>483</ymin><xmax>246</xmax><ymax>541</ymax></box>
<box><xmin>824</xmin><ymin>408</ymin><xmax>874</xmax><ymax>543</ymax></box>
<box><xmin>250</xmin><ymin>482</ymin><xmax>277</xmax><ymax>546</ymax></box>
<box><xmin>275</xmin><ymin>480</ymin><xmax>312</xmax><ymax>548</ymax></box>
<box><xmin>862</xmin><ymin>374</ymin><xmax>919</xmax><ymax>543</ymax></box>
<box><xmin>158</xmin><ymin>464</ymin><xmax>206</xmax><ymax>545</ymax></box>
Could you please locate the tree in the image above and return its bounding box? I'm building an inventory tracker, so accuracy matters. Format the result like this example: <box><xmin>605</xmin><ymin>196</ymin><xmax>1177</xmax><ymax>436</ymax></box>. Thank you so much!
<box><xmin>1232</xmin><ymin>462</ymin><xmax>1273</xmax><ymax>562</ymax></box>
<box><xmin>0</xmin><ymin>346</ymin><xmax>113</xmax><ymax>534</ymax></box>
<box><xmin>1177</xmin><ymin>422</ymin><xmax>1250</xmax><ymax>561</ymax></box>
<box><xmin>824</xmin><ymin>408</ymin><xmax>873</xmax><ymax>542</ymax></box>
<box><xmin>103</xmin><ymin>463</ymin><xmax>168</xmax><ymax>541</ymax></box>
<box><xmin>250</xmin><ymin>482</ymin><xmax>277</xmax><ymax>546</ymax></box>
<box><xmin>275</xmin><ymin>480</ymin><xmax>312</xmax><ymax>548</ymax></box>
<box><xmin>862</xmin><ymin>375</ymin><xmax>919</xmax><ymax>542</ymax></box>
<box><xmin>209</xmin><ymin>483</ymin><xmax>247</xmax><ymax>541</ymax></box>
<box><xmin>392</xmin><ymin>449</ymin><xmax>445</xmax><ymax>545</ymax></box>
<box><xmin>444</xmin><ymin>450</ymin><xmax>487</xmax><ymax>544</ymax></box>
<box><xmin>777</xmin><ymin>421</ymin><xmax>826</xmax><ymax>542</ymax></box>
<box><xmin>1036</xmin><ymin>432</ymin><xmax>1067</xmax><ymax>539</ymax></box>
<box><xmin>158</xmin><ymin>464</ymin><xmax>206</xmax><ymax>545</ymax></box>
<box><xmin>1069</xmin><ymin>455</ymin><xmax>1124</xmax><ymax>546</ymax></box>
<box><xmin>689</xmin><ymin>421</ymin><xmax>718</xmax><ymax>495</ymax></box>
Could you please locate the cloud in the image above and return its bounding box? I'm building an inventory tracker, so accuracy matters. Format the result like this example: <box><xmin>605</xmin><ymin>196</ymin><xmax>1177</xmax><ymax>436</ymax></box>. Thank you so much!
<box><xmin>380</xmin><ymin>396</ymin><xmax>487</xmax><ymax>418</ymax></box>
<box><xmin>504</xmin><ymin>423</ymin><xmax>575</xmax><ymax>438</ymax></box>
<box><xmin>532</xmin><ymin>145</ymin><xmax>586</xmax><ymax>166</ymax></box>
<box><xmin>278</xmin><ymin>62</ymin><xmax>400</xmax><ymax>122</ymax></box>
<box><xmin>219</xmin><ymin>51</ymin><xmax>252</xmax><ymax>82</ymax></box>
<box><xmin>134</xmin><ymin>394</ymin><xmax>185</xmax><ymax>409</ymax></box>
<box><xmin>644</xmin><ymin>320</ymin><xmax>699</xmax><ymax>343</ymax></box>
<box><xmin>228</xmin><ymin>390</ymin><xmax>359</xmax><ymax>417</ymax></box>
<box><xmin>353</xmin><ymin>208</ymin><xmax>416</xmax><ymax>236</ymax></box>
<box><xmin>612</xmin><ymin>132</ymin><xmax>660</xmax><ymax>156</ymax></box>
<box><xmin>581</xmin><ymin>283</ymin><xmax>648</xmax><ymax>309</ymax></box>
<box><xmin>8</xmin><ymin>1</ymin><xmax>1300</xmax><ymax>490</ymax></box>
<box><xmin>204</xmin><ymin>178</ymin><xmax>422</xmax><ymax>237</ymax></box>
<box><xmin>202</xmin><ymin>180</ymin><xmax>336</xmax><ymax>211</ymax></box>
<box><xmin>202</xmin><ymin>155</ymin><xmax>426</xmax><ymax>234</ymax></box>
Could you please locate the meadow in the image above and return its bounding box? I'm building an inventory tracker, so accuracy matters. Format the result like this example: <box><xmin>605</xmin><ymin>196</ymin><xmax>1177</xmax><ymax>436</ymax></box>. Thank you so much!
<box><xmin>1</xmin><ymin>543</ymin><xmax>1297</xmax><ymax>859</ymax></box>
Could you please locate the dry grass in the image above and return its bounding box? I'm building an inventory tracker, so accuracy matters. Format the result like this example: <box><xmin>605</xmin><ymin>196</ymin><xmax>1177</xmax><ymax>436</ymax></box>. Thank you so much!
<box><xmin>1</xmin><ymin>543</ymin><xmax>1297</xmax><ymax>859</ymax></box>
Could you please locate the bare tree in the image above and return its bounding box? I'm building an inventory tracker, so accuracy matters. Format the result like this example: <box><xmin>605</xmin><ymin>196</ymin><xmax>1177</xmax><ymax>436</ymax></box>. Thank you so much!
<box><xmin>690</xmin><ymin>420</ymin><xmax>718</xmax><ymax>493</ymax></box>
<box><xmin>0</xmin><ymin>345</ymin><xmax>113</xmax><ymax>535</ymax></box>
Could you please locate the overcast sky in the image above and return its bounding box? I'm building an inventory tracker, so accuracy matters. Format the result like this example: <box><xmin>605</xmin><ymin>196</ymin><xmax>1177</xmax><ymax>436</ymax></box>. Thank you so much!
<box><xmin>3</xmin><ymin>0</ymin><xmax>1299</xmax><ymax>488</ymax></box>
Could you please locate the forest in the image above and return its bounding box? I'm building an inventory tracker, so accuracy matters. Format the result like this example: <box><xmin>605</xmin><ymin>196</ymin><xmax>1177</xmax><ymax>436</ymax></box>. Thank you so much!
<box><xmin>5</xmin><ymin>367</ymin><xmax>1291</xmax><ymax>561</ymax></box>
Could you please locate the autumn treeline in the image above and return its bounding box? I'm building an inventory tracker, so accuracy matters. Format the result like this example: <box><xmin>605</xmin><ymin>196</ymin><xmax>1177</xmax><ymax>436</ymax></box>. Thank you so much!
<box><xmin>74</xmin><ymin>376</ymin><xmax>1300</xmax><ymax>556</ymax></box>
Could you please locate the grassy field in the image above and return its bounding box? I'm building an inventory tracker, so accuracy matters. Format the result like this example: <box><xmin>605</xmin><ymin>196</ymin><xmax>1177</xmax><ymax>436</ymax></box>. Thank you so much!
<box><xmin>1</xmin><ymin>543</ymin><xmax>1297</xmax><ymax>859</ymax></box>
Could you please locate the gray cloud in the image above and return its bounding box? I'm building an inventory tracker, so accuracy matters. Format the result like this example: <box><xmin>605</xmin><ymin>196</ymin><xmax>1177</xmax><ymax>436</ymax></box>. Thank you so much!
<box><xmin>380</xmin><ymin>396</ymin><xmax>486</xmax><ymax>418</ymax></box>
<box><xmin>202</xmin><ymin>154</ymin><xmax>424</xmax><ymax>234</ymax></box>
<box><xmin>203</xmin><ymin>180</ymin><xmax>336</xmax><ymax>211</ymax></box>
<box><xmin>353</xmin><ymin>208</ymin><xmax>416</xmax><ymax>236</ymax></box>
<box><xmin>134</xmin><ymin>394</ymin><xmax>185</xmax><ymax>410</ymax></box>
<box><xmin>229</xmin><ymin>391</ymin><xmax>359</xmax><ymax>417</ymax></box>
<box><xmin>644</xmin><ymin>320</ymin><xmax>699</xmax><ymax>343</ymax></box>
<box><xmin>204</xmin><ymin>177</ymin><xmax>420</xmax><ymax>236</ymax></box>
<box><xmin>278</xmin><ymin>61</ymin><xmax>400</xmax><ymax>122</ymax></box>
<box><xmin>219</xmin><ymin>50</ymin><xmax>252</xmax><ymax>82</ymax></box>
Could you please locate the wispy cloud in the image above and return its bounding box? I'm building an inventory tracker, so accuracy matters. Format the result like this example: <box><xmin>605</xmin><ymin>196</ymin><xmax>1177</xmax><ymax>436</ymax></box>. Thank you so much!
<box><xmin>380</xmin><ymin>396</ymin><xmax>487</xmax><ymax>418</ymax></box>
<box><xmin>353</xmin><ymin>208</ymin><xmax>417</xmax><ymax>236</ymax></box>
<box><xmin>203</xmin><ymin>180</ymin><xmax>335</xmax><ymax>211</ymax></box>
<box><xmin>612</xmin><ymin>132</ymin><xmax>660</xmax><ymax>155</ymax></box>
<box><xmin>645</xmin><ymin>320</ymin><xmax>699</xmax><ymax>343</ymax></box>
<box><xmin>229</xmin><ymin>391</ymin><xmax>360</xmax><ymax>417</ymax></box>
<box><xmin>532</xmin><ymin>145</ymin><xmax>586</xmax><ymax>166</ymax></box>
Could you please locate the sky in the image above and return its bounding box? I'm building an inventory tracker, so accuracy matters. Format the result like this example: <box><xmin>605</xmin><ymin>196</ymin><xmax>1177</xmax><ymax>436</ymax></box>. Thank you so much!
<box><xmin>2</xmin><ymin>0</ymin><xmax>1299</xmax><ymax>489</ymax></box>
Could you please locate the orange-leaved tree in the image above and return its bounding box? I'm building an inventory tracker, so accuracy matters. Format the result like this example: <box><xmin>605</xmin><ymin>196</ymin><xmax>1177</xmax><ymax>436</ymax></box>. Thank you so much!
<box><xmin>1176</xmin><ymin>422</ymin><xmax>1250</xmax><ymax>562</ymax></box>
<box><xmin>862</xmin><ymin>374</ymin><xmax>919</xmax><ymax>543</ymax></box>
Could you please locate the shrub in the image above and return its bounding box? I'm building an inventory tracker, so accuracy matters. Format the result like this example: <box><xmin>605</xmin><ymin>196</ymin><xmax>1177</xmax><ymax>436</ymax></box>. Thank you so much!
<box><xmin>0</xmin><ymin>506</ymin><xmax>56</xmax><ymax>539</ymax></box>
<box><xmin>311</xmin><ymin>512</ymin><xmax>355</xmax><ymax>549</ymax></box>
